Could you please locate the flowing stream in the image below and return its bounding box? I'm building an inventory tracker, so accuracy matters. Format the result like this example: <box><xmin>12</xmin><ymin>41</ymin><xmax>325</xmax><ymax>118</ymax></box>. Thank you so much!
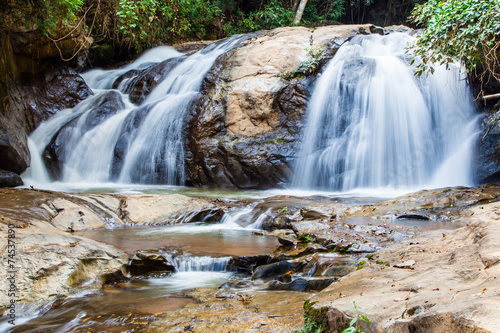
<box><xmin>0</xmin><ymin>217</ymin><xmax>279</xmax><ymax>333</ymax></box>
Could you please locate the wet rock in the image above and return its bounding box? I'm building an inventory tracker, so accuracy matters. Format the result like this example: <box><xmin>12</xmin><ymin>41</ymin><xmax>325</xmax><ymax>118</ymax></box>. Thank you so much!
<box><xmin>292</xmin><ymin>220</ymin><xmax>331</xmax><ymax>236</ymax></box>
<box><xmin>396</xmin><ymin>214</ymin><xmax>430</xmax><ymax>220</ymax></box>
<box><xmin>128</xmin><ymin>251</ymin><xmax>175</xmax><ymax>276</ymax></box>
<box><xmin>0</xmin><ymin>169</ymin><xmax>23</xmax><ymax>187</ymax></box>
<box><xmin>275</xmin><ymin>243</ymin><xmax>328</xmax><ymax>261</ymax></box>
<box><xmin>300</xmin><ymin>204</ymin><xmax>344</xmax><ymax>220</ymax></box>
<box><xmin>186</xmin><ymin>25</ymin><xmax>375</xmax><ymax>189</ymax></box>
<box><xmin>306</xmin><ymin>199</ymin><xmax>500</xmax><ymax>333</ymax></box>
<box><xmin>301</xmin><ymin>254</ymin><xmax>358</xmax><ymax>278</ymax></box>
<box><xmin>114</xmin><ymin>57</ymin><xmax>185</xmax><ymax>104</ymax></box>
<box><xmin>43</xmin><ymin>90</ymin><xmax>126</xmax><ymax>178</ymax></box>
<box><xmin>23</xmin><ymin>65</ymin><xmax>93</xmax><ymax>129</ymax></box>
<box><xmin>172</xmin><ymin>40</ymin><xmax>215</xmax><ymax>53</ymax></box>
<box><xmin>252</xmin><ymin>261</ymin><xmax>293</xmax><ymax>280</ymax></box>
<box><xmin>362</xmin><ymin>184</ymin><xmax>500</xmax><ymax>220</ymax></box>
<box><xmin>475</xmin><ymin>111</ymin><xmax>500</xmax><ymax>183</ymax></box>
<box><xmin>0</xmin><ymin>32</ymin><xmax>30</xmax><ymax>174</ymax></box>
<box><xmin>232</xmin><ymin>255</ymin><xmax>271</xmax><ymax>274</ymax></box>
<box><xmin>278</xmin><ymin>234</ymin><xmax>298</xmax><ymax>246</ymax></box>
<box><xmin>121</xmin><ymin>194</ymin><xmax>220</xmax><ymax>224</ymax></box>
<box><xmin>264</xmin><ymin>278</ymin><xmax>335</xmax><ymax>292</ymax></box>
<box><xmin>178</xmin><ymin>207</ymin><xmax>225</xmax><ymax>223</ymax></box>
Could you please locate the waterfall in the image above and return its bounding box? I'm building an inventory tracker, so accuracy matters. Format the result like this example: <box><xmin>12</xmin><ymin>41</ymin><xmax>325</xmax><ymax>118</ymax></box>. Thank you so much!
<box><xmin>25</xmin><ymin>35</ymin><xmax>246</xmax><ymax>186</ymax></box>
<box><xmin>165</xmin><ymin>254</ymin><xmax>232</xmax><ymax>272</ymax></box>
<box><xmin>293</xmin><ymin>32</ymin><xmax>478</xmax><ymax>192</ymax></box>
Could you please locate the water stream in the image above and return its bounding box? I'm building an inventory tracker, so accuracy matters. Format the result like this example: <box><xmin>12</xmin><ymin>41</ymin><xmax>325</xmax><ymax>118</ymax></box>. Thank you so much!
<box><xmin>0</xmin><ymin>219</ymin><xmax>276</xmax><ymax>333</ymax></box>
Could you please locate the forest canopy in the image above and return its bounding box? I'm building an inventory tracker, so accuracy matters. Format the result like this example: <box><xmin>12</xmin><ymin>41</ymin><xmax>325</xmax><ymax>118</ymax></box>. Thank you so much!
<box><xmin>0</xmin><ymin>0</ymin><xmax>420</xmax><ymax>55</ymax></box>
<box><xmin>2</xmin><ymin>0</ymin><xmax>498</xmax><ymax>90</ymax></box>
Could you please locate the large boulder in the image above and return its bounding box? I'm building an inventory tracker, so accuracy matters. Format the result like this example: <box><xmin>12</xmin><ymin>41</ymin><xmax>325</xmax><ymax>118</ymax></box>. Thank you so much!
<box><xmin>475</xmin><ymin>111</ymin><xmax>500</xmax><ymax>183</ymax></box>
<box><xmin>0</xmin><ymin>169</ymin><xmax>23</xmax><ymax>187</ymax></box>
<box><xmin>0</xmin><ymin>233</ymin><xmax>128</xmax><ymax>307</ymax></box>
<box><xmin>186</xmin><ymin>25</ymin><xmax>376</xmax><ymax>189</ymax></box>
<box><xmin>23</xmin><ymin>65</ymin><xmax>92</xmax><ymax>129</ymax></box>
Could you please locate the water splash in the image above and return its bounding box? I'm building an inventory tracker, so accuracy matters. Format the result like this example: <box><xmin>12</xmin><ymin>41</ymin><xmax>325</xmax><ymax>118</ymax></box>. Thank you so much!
<box><xmin>293</xmin><ymin>32</ymin><xmax>478</xmax><ymax>191</ymax></box>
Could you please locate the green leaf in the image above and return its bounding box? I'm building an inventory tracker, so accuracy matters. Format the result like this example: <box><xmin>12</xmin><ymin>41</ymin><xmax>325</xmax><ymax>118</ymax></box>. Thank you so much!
<box><xmin>361</xmin><ymin>315</ymin><xmax>371</xmax><ymax>325</ymax></box>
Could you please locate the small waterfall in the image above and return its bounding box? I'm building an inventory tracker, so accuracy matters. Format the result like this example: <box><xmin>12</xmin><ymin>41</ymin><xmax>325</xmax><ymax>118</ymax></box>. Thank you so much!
<box><xmin>293</xmin><ymin>32</ymin><xmax>478</xmax><ymax>191</ymax></box>
<box><xmin>164</xmin><ymin>254</ymin><xmax>232</xmax><ymax>272</ymax></box>
<box><xmin>26</xmin><ymin>35</ymin><xmax>246</xmax><ymax>185</ymax></box>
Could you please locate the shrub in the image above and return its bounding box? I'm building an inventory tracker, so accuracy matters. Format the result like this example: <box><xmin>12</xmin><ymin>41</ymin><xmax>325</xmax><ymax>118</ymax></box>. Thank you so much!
<box><xmin>410</xmin><ymin>0</ymin><xmax>500</xmax><ymax>84</ymax></box>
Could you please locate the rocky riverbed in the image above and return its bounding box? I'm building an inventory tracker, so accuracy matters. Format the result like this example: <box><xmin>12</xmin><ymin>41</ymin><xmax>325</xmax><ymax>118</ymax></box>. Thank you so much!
<box><xmin>0</xmin><ymin>184</ymin><xmax>499</xmax><ymax>332</ymax></box>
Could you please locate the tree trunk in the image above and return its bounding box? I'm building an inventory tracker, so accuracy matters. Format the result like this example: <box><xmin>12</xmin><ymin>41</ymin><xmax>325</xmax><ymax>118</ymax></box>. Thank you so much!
<box><xmin>293</xmin><ymin>0</ymin><xmax>308</xmax><ymax>24</ymax></box>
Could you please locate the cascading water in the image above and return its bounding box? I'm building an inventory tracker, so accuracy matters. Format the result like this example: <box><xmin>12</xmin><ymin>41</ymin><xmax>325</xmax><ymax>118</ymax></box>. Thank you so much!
<box><xmin>24</xmin><ymin>35</ymin><xmax>246</xmax><ymax>186</ymax></box>
<box><xmin>293</xmin><ymin>32</ymin><xmax>478</xmax><ymax>192</ymax></box>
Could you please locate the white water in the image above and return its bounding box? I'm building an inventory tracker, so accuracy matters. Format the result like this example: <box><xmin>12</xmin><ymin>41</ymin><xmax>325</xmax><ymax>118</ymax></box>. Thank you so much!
<box><xmin>24</xmin><ymin>36</ymin><xmax>245</xmax><ymax>186</ymax></box>
<box><xmin>165</xmin><ymin>254</ymin><xmax>232</xmax><ymax>272</ymax></box>
<box><xmin>293</xmin><ymin>33</ymin><xmax>478</xmax><ymax>192</ymax></box>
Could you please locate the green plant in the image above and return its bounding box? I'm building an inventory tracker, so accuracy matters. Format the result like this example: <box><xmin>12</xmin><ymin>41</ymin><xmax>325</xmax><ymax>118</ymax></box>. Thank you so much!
<box><xmin>223</xmin><ymin>0</ymin><xmax>294</xmax><ymax>35</ymax></box>
<box><xmin>279</xmin><ymin>207</ymin><xmax>289</xmax><ymax>213</ymax></box>
<box><xmin>356</xmin><ymin>260</ymin><xmax>366</xmax><ymax>270</ymax></box>
<box><xmin>298</xmin><ymin>234</ymin><xmax>316</xmax><ymax>243</ymax></box>
<box><xmin>278</xmin><ymin>46</ymin><xmax>326</xmax><ymax>80</ymax></box>
<box><xmin>0</xmin><ymin>0</ymin><xmax>84</xmax><ymax>34</ymax></box>
<box><xmin>341</xmin><ymin>301</ymin><xmax>372</xmax><ymax>333</ymax></box>
<box><xmin>301</xmin><ymin>0</ymin><xmax>345</xmax><ymax>25</ymax></box>
<box><xmin>296</xmin><ymin>317</ymin><xmax>325</xmax><ymax>333</ymax></box>
<box><xmin>409</xmin><ymin>0</ymin><xmax>500</xmax><ymax>86</ymax></box>
<box><xmin>115</xmin><ymin>0</ymin><xmax>221</xmax><ymax>52</ymax></box>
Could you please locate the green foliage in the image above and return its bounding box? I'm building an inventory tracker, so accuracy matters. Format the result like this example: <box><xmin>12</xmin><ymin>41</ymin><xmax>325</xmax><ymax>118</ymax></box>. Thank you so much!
<box><xmin>296</xmin><ymin>317</ymin><xmax>325</xmax><ymax>333</ymax></box>
<box><xmin>0</xmin><ymin>0</ymin><xmax>84</xmax><ymax>34</ymax></box>
<box><xmin>302</xmin><ymin>0</ymin><xmax>345</xmax><ymax>25</ymax></box>
<box><xmin>278</xmin><ymin>46</ymin><xmax>326</xmax><ymax>80</ymax></box>
<box><xmin>298</xmin><ymin>234</ymin><xmax>316</xmax><ymax>243</ymax></box>
<box><xmin>356</xmin><ymin>260</ymin><xmax>366</xmax><ymax>270</ymax></box>
<box><xmin>410</xmin><ymin>0</ymin><xmax>500</xmax><ymax>82</ymax></box>
<box><xmin>115</xmin><ymin>0</ymin><xmax>221</xmax><ymax>52</ymax></box>
<box><xmin>341</xmin><ymin>301</ymin><xmax>372</xmax><ymax>333</ymax></box>
<box><xmin>223</xmin><ymin>0</ymin><xmax>294</xmax><ymax>35</ymax></box>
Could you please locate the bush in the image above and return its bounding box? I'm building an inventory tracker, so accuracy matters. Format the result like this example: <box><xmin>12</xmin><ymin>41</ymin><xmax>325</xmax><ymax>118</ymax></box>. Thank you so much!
<box><xmin>410</xmin><ymin>0</ymin><xmax>500</xmax><ymax>83</ymax></box>
<box><xmin>0</xmin><ymin>0</ymin><xmax>84</xmax><ymax>34</ymax></box>
<box><xmin>114</xmin><ymin>0</ymin><xmax>221</xmax><ymax>52</ymax></box>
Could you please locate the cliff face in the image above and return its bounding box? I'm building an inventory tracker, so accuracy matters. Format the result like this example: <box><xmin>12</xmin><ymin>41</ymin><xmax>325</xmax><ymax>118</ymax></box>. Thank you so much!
<box><xmin>0</xmin><ymin>28</ymin><xmax>92</xmax><ymax>186</ymax></box>
<box><xmin>0</xmin><ymin>31</ymin><xmax>30</xmax><ymax>176</ymax></box>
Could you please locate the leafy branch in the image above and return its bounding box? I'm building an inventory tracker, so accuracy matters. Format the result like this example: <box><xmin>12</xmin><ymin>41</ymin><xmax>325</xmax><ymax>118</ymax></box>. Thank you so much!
<box><xmin>409</xmin><ymin>0</ymin><xmax>500</xmax><ymax>89</ymax></box>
